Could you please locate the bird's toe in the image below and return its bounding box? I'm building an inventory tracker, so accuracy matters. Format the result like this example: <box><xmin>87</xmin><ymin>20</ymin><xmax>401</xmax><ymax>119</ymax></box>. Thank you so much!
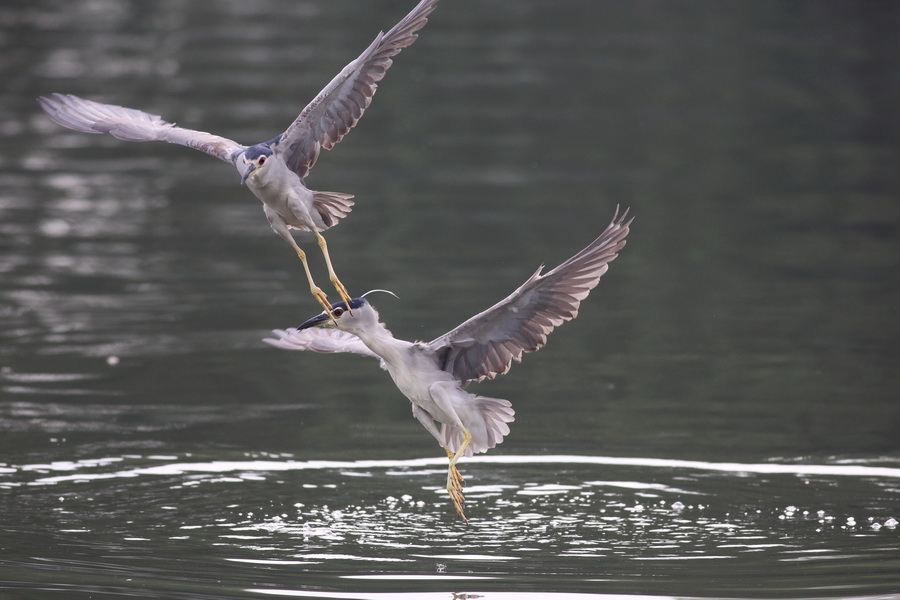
<box><xmin>448</xmin><ymin>486</ymin><xmax>467</xmax><ymax>521</ymax></box>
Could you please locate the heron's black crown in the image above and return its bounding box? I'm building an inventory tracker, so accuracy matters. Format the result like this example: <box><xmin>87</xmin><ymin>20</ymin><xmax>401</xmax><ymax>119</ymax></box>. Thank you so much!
<box><xmin>331</xmin><ymin>297</ymin><xmax>370</xmax><ymax>312</ymax></box>
<box><xmin>243</xmin><ymin>144</ymin><xmax>274</xmax><ymax>160</ymax></box>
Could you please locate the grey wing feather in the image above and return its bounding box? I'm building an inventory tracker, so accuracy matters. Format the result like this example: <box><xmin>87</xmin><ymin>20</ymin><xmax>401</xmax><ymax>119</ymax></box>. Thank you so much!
<box><xmin>38</xmin><ymin>93</ymin><xmax>244</xmax><ymax>163</ymax></box>
<box><xmin>426</xmin><ymin>207</ymin><xmax>633</xmax><ymax>386</ymax></box>
<box><xmin>263</xmin><ymin>327</ymin><xmax>379</xmax><ymax>359</ymax></box>
<box><xmin>273</xmin><ymin>0</ymin><xmax>440</xmax><ymax>178</ymax></box>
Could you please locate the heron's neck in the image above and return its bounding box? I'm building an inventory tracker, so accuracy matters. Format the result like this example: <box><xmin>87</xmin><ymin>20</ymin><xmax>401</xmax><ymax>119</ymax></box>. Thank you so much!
<box><xmin>352</xmin><ymin>322</ymin><xmax>411</xmax><ymax>366</ymax></box>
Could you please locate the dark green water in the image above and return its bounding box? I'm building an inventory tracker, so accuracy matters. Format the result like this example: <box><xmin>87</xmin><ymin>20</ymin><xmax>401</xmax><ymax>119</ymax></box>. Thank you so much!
<box><xmin>1</xmin><ymin>1</ymin><xmax>899</xmax><ymax>598</ymax></box>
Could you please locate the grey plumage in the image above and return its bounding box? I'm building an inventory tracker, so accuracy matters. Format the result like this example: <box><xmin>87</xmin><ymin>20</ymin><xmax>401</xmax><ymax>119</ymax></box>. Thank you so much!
<box><xmin>37</xmin><ymin>94</ymin><xmax>244</xmax><ymax>161</ymax></box>
<box><xmin>264</xmin><ymin>208</ymin><xmax>633</xmax><ymax>519</ymax></box>
<box><xmin>427</xmin><ymin>208</ymin><xmax>632</xmax><ymax>386</ymax></box>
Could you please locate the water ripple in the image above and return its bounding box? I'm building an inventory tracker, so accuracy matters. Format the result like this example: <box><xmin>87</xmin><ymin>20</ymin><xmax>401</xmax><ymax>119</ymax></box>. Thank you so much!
<box><xmin>2</xmin><ymin>448</ymin><xmax>897</xmax><ymax>598</ymax></box>
<box><xmin>9</xmin><ymin>454</ymin><xmax>900</xmax><ymax>487</ymax></box>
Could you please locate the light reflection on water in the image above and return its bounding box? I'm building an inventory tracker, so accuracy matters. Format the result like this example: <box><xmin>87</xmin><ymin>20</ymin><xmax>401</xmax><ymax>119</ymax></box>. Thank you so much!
<box><xmin>9</xmin><ymin>454</ymin><xmax>900</xmax><ymax>486</ymax></box>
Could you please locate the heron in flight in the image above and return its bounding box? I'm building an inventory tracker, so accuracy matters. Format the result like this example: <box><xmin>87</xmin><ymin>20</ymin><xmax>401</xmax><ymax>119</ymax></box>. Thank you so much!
<box><xmin>263</xmin><ymin>208</ymin><xmax>632</xmax><ymax>519</ymax></box>
<box><xmin>38</xmin><ymin>0</ymin><xmax>440</xmax><ymax>316</ymax></box>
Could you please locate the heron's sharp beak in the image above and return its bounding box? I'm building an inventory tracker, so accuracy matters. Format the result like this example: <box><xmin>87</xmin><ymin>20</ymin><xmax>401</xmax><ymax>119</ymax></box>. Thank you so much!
<box><xmin>298</xmin><ymin>312</ymin><xmax>333</xmax><ymax>330</ymax></box>
<box><xmin>240</xmin><ymin>163</ymin><xmax>256</xmax><ymax>185</ymax></box>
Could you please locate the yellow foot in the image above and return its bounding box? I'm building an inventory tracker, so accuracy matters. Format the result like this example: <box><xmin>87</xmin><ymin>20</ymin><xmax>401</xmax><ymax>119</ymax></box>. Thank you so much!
<box><xmin>446</xmin><ymin>467</ymin><xmax>467</xmax><ymax>521</ymax></box>
<box><xmin>310</xmin><ymin>287</ymin><xmax>336</xmax><ymax>321</ymax></box>
<box><xmin>450</xmin><ymin>464</ymin><xmax>465</xmax><ymax>489</ymax></box>
<box><xmin>448</xmin><ymin>483</ymin><xmax>467</xmax><ymax>521</ymax></box>
<box><xmin>331</xmin><ymin>277</ymin><xmax>353</xmax><ymax>311</ymax></box>
<box><xmin>444</xmin><ymin>445</ymin><xmax>470</xmax><ymax>521</ymax></box>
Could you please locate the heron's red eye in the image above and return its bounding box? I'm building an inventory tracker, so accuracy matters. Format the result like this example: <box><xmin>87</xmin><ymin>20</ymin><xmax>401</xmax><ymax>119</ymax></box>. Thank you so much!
<box><xmin>258</xmin><ymin>156</ymin><xmax>266</xmax><ymax>165</ymax></box>
<box><xmin>332</xmin><ymin>307</ymin><xmax>344</xmax><ymax>317</ymax></box>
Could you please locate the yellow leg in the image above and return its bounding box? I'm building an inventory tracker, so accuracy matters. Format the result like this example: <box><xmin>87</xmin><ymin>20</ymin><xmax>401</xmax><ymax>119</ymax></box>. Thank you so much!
<box><xmin>315</xmin><ymin>232</ymin><xmax>353</xmax><ymax>309</ymax></box>
<box><xmin>294</xmin><ymin>247</ymin><xmax>334</xmax><ymax>319</ymax></box>
<box><xmin>445</xmin><ymin>431</ymin><xmax>472</xmax><ymax>521</ymax></box>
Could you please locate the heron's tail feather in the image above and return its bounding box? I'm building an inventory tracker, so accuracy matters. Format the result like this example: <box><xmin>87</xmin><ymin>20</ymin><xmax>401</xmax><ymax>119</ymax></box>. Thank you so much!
<box><xmin>313</xmin><ymin>191</ymin><xmax>355</xmax><ymax>229</ymax></box>
<box><xmin>441</xmin><ymin>396</ymin><xmax>515</xmax><ymax>457</ymax></box>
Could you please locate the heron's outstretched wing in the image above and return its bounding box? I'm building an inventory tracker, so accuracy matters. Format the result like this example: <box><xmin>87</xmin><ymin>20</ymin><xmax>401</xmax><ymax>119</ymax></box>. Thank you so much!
<box><xmin>38</xmin><ymin>93</ymin><xmax>244</xmax><ymax>163</ymax></box>
<box><xmin>425</xmin><ymin>208</ymin><xmax>633</xmax><ymax>386</ymax></box>
<box><xmin>272</xmin><ymin>0</ymin><xmax>439</xmax><ymax>179</ymax></box>
<box><xmin>263</xmin><ymin>327</ymin><xmax>379</xmax><ymax>359</ymax></box>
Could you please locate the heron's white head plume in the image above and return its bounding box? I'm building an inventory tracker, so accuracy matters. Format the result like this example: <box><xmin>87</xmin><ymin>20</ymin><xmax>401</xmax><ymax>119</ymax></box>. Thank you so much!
<box><xmin>362</xmin><ymin>289</ymin><xmax>399</xmax><ymax>300</ymax></box>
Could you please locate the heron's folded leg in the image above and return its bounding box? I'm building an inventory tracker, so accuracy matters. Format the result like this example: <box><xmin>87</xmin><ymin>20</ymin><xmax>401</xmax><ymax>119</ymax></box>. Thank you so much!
<box><xmin>315</xmin><ymin>232</ymin><xmax>353</xmax><ymax>309</ymax></box>
<box><xmin>266</xmin><ymin>207</ymin><xmax>335</xmax><ymax>320</ymax></box>
<box><xmin>445</xmin><ymin>431</ymin><xmax>472</xmax><ymax>521</ymax></box>
<box><xmin>293</xmin><ymin>246</ymin><xmax>335</xmax><ymax>320</ymax></box>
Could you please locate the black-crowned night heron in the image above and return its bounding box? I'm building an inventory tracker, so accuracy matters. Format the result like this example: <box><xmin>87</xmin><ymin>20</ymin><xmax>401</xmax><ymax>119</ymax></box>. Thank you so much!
<box><xmin>263</xmin><ymin>208</ymin><xmax>632</xmax><ymax>520</ymax></box>
<box><xmin>38</xmin><ymin>0</ymin><xmax>440</xmax><ymax>317</ymax></box>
